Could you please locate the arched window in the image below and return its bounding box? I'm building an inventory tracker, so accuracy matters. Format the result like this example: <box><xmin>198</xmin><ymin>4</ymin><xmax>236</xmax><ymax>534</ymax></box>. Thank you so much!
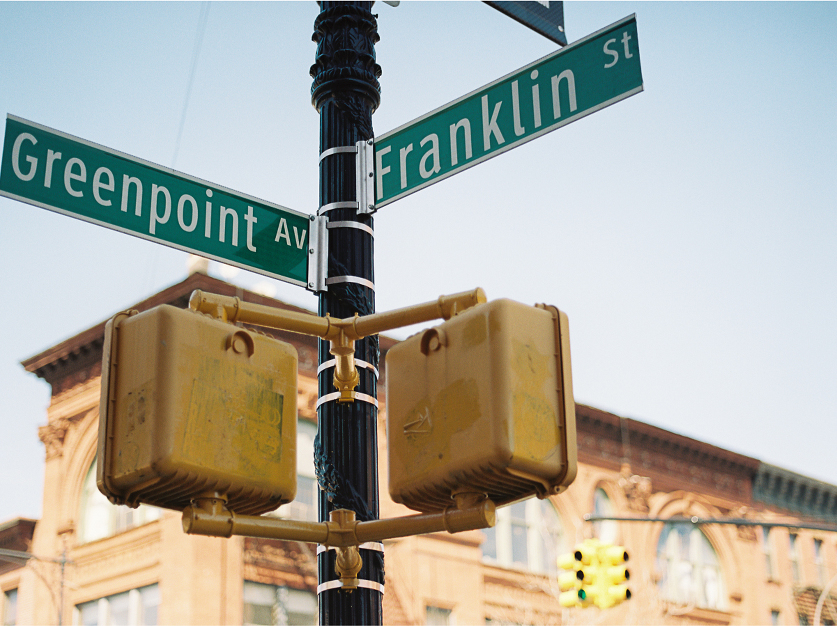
<box><xmin>482</xmin><ymin>499</ymin><xmax>564</xmax><ymax>574</ymax></box>
<box><xmin>655</xmin><ymin>524</ymin><xmax>725</xmax><ymax>610</ymax></box>
<box><xmin>592</xmin><ymin>487</ymin><xmax>617</xmax><ymax>544</ymax></box>
<box><xmin>78</xmin><ymin>459</ymin><xmax>161</xmax><ymax>544</ymax></box>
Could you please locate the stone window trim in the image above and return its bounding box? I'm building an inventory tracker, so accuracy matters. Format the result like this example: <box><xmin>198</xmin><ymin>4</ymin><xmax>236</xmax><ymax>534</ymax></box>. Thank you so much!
<box><xmin>77</xmin><ymin>457</ymin><xmax>161</xmax><ymax>545</ymax></box>
<box><xmin>789</xmin><ymin>532</ymin><xmax>802</xmax><ymax>584</ymax></box>
<box><xmin>2</xmin><ymin>588</ymin><xmax>18</xmax><ymax>626</ymax></box>
<box><xmin>592</xmin><ymin>484</ymin><xmax>619</xmax><ymax>545</ymax></box>
<box><xmin>647</xmin><ymin>492</ymin><xmax>742</xmax><ymax>608</ymax></box>
<box><xmin>656</xmin><ymin>523</ymin><xmax>727</xmax><ymax>611</ymax></box>
<box><xmin>50</xmin><ymin>406</ymin><xmax>102</xmax><ymax>540</ymax></box>
<box><xmin>425</xmin><ymin>602</ymin><xmax>455</xmax><ymax>626</ymax></box>
<box><xmin>481</xmin><ymin>497</ymin><xmax>565</xmax><ymax>575</ymax></box>
<box><xmin>73</xmin><ymin>583</ymin><xmax>159</xmax><ymax>626</ymax></box>
<box><xmin>242</xmin><ymin>581</ymin><xmax>317</xmax><ymax>626</ymax></box>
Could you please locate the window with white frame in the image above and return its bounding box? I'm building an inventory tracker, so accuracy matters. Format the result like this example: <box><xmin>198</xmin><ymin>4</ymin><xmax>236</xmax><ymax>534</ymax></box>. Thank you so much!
<box><xmin>482</xmin><ymin>499</ymin><xmax>563</xmax><ymax>574</ymax></box>
<box><xmin>425</xmin><ymin>605</ymin><xmax>453</xmax><ymax>625</ymax></box>
<box><xmin>242</xmin><ymin>581</ymin><xmax>317</xmax><ymax>626</ymax></box>
<box><xmin>655</xmin><ymin>524</ymin><xmax>725</xmax><ymax>610</ymax></box>
<box><xmin>789</xmin><ymin>533</ymin><xmax>801</xmax><ymax>583</ymax></box>
<box><xmin>814</xmin><ymin>538</ymin><xmax>825</xmax><ymax>586</ymax></box>
<box><xmin>592</xmin><ymin>487</ymin><xmax>617</xmax><ymax>544</ymax></box>
<box><xmin>273</xmin><ymin>419</ymin><xmax>318</xmax><ymax>522</ymax></box>
<box><xmin>78</xmin><ymin>459</ymin><xmax>161</xmax><ymax>544</ymax></box>
<box><xmin>763</xmin><ymin>527</ymin><xmax>776</xmax><ymax>580</ymax></box>
<box><xmin>2</xmin><ymin>589</ymin><xmax>17</xmax><ymax>626</ymax></box>
<box><xmin>74</xmin><ymin>584</ymin><xmax>159</xmax><ymax>626</ymax></box>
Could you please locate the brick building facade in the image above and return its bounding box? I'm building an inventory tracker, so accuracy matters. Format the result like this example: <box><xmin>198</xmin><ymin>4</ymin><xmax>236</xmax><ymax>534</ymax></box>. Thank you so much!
<box><xmin>2</xmin><ymin>272</ymin><xmax>836</xmax><ymax>625</ymax></box>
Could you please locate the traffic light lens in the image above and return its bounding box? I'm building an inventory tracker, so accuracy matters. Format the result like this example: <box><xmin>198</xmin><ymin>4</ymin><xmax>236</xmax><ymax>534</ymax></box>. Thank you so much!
<box><xmin>625</xmin><ymin>570</ymin><xmax>630</xmax><ymax>580</ymax></box>
<box><xmin>578</xmin><ymin>590</ymin><xmax>587</xmax><ymax>600</ymax></box>
<box><xmin>576</xmin><ymin>570</ymin><xmax>584</xmax><ymax>581</ymax></box>
<box><xmin>574</xmin><ymin>550</ymin><xmax>582</xmax><ymax>561</ymax></box>
<box><xmin>626</xmin><ymin>589</ymin><xmax>632</xmax><ymax>600</ymax></box>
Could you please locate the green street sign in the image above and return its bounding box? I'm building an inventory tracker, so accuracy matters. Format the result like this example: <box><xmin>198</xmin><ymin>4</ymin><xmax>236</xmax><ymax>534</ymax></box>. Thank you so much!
<box><xmin>0</xmin><ymin>115</ymin><xmax>313</xmax><ymax>288</ymax></box>
<box><xmin>374</xmin><ymin>14</ymin><xmax>643</xmax><ymax>208</ymax></box>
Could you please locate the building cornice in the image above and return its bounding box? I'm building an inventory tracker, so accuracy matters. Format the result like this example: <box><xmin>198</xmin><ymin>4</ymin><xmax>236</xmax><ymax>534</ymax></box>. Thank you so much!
<box><xmin>576</xmin><ymin>404</ymin><xmax>761</xmax><ymax>502</ymax></box>
<box><xmin>754</xmin><ymin>462</ymin><xmax>837</xmax><ymax>521</ymax></box>
<box><xmin>0</xmin><ymin>518</ymin><xmax>37</xmax><ymax>575</ymax></box>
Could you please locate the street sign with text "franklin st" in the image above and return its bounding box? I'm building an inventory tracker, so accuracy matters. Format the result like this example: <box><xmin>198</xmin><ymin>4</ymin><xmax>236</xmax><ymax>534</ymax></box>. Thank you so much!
<box><xmin>373</xmin><ymin>14</ymin><xmax>643</xmax><ymax>208</ymax></box>
<box><xmin>0</xmin><ymin>116</ymin><xmax>313</xmax><ymax>287</ymax></box>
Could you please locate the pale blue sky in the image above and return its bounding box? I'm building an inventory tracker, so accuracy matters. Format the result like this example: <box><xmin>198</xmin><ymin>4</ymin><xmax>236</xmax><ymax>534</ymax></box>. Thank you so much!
<box><xmin>1</xmin><ymin>1</ymin><xmax>835</xmax><ymax>523</ymax></box>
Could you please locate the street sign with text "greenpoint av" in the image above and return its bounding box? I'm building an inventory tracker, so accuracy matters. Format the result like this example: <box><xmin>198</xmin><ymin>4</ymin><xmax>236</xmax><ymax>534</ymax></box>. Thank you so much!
<box><xmin>374</xmin><ymin>14</ymin><xmax>643</xmax><ymax>208</ymax></box>
<box><xmin>0</xmin><ymin>115</ymin><xmax>313</xmax><ymax>288</ymax></box>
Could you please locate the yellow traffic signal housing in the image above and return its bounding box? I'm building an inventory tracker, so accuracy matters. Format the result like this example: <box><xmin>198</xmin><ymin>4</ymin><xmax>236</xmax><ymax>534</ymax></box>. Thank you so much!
<box><xmin>557</xmin><ymin>552</ymin><xmax>585</xmax><ymax>607</ymax></box>
<box><xmin>97</xmin><ymin>305</ymin><xmax>298</xmax><ymax>515</ymax></box>
<box><xmin>558</xmin><ymin>547</ymin><xmax>581</xmax><ymax>607</ymax></box>
<box><xmin>574</xmin><ymin>541</ymin><xmax>598</xmax><ymax>565</ymax></box>
<box><xmin>593</xmin><ymin>544</ymin><xmax>631</xmax><ymax>608</ymax></box>
<box><xmin>386</xmin><ymin>299</ymin><xmax>577</xmax><ymax>512</ymax></box>
<box><xmin>559</xmin><ymin>589</ymin><xmax>585</xmax><ymax>608</ymax></box>
<box><xmin>559</xmin><ymin>539</ymin><xmax>631</xmax><ymax>610</ymax></box>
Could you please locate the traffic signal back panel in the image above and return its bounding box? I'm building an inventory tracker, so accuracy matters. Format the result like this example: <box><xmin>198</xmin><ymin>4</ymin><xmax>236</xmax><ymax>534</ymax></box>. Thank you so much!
<box><xmin>386</xmin><ymin>299</ymin><xmax>577</xmax><ymax>512</ymax></box>
<box><xmin>98</xmin><ymin>305</ymin><xmax>298</xmax><ymax>515</ymax></box>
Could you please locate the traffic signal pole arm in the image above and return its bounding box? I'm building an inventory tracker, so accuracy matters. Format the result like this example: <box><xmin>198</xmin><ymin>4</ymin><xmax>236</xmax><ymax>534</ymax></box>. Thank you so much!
<box><xmin>182</xmin><ymin>492</ymin><xmax>495</xmax><ymax>591</ymax></box>
<box><xmin>346</xmin><ymin>288</ymin><xmax>487</xmax><ymax>339</ymax></box>
<box><xmin>188</xmin><ymin>288</ymin><xmax>485</xmax><ymax>336</ymax></box>
<box><xmin>189</xmin><ymin>288</ymin><xmax>486</xmax><ymax>402</ymax></box>
<box><xmin>182</xmin><ymin>492</ymin><xmax>495</xmax><ymax>544</ymax></box>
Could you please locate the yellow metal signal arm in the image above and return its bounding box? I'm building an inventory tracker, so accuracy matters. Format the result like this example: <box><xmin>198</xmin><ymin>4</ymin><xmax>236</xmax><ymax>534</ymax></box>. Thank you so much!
<box><xmin>185</xmin><ymin>288</ymin><xmax>493</xmax><ymax>590</ymax></box>
<box><xmin>182</xmin><ymin>492</ymin><xmax>495</xmax><ymax>591</ymax></box>
<box><xmin>189</xmin><ymin>287</ymin><xmax>486</xmax><ymax>402</ymax></box>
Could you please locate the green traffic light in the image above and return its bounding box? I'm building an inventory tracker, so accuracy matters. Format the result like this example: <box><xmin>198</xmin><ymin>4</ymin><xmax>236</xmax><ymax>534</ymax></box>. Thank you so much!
<box><xmin>578</xmin><ymin>589</ymin><xmax>587</xmax><ymax>600</ymax></box>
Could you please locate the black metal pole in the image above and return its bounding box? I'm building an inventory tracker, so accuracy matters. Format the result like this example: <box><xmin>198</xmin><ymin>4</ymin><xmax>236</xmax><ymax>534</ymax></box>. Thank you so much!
<box><xmin>310</xmin><ymin>2</ymin><xmax>383</xmax><ymax>625</ymax></box>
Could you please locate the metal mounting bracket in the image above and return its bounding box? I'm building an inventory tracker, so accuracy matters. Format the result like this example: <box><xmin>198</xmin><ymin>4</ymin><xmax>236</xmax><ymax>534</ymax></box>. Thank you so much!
<box><xmin>316</xmin><ymin>140</ymin><xmax>375</xmax><ymax>215</ymax></box>
<box><xmin>356</xmin><ymin>139</ymin><xmax>376</xmax><ymax>215</ymax></box>
<box><xmin>307</xmin><ymin>214</ymin><xmax>329</xmax><ymax>292</ymax></box>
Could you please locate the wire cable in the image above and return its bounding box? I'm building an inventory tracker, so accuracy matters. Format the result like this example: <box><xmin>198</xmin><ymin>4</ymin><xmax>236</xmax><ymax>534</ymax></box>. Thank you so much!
<box><xmin>172</xmin><ymin>1</ymin><xmax>211</xmax><ymax>169</ymax></box>
<box><xmin>148</xmin><ymin>1</ymin><xmax>210</xmax><ymax>290</ymax></box>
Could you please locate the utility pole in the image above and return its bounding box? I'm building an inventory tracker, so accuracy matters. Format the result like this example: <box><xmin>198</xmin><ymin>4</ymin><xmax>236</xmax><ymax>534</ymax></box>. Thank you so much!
<box><xmin>310</xmin><ymin>2</ymin><xmax>383</xmax><ymax>624</ymax></box>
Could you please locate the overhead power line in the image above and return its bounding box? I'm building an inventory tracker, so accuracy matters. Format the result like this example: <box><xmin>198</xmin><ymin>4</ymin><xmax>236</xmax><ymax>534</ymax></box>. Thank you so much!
<box><xmin>584</xmin><ymin>514</ymin><xmax>837</xmax><ymax>534</ymax></box>
<box><xmin>172</xmin><ymin>1</ymin><xmax>211</xmax><ymax>169</ymax></box>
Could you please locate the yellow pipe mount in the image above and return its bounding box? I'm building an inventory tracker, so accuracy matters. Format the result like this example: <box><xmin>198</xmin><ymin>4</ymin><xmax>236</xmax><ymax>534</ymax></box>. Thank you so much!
<box><xmin>182</xmin><ymin>493</ymin><xmax>496</xmax><ymax>591</ymax></box>
<box><xmin>188</xmin><ymin>287</ymin><xmax>487</xmax><ymax>403</ymax></box>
